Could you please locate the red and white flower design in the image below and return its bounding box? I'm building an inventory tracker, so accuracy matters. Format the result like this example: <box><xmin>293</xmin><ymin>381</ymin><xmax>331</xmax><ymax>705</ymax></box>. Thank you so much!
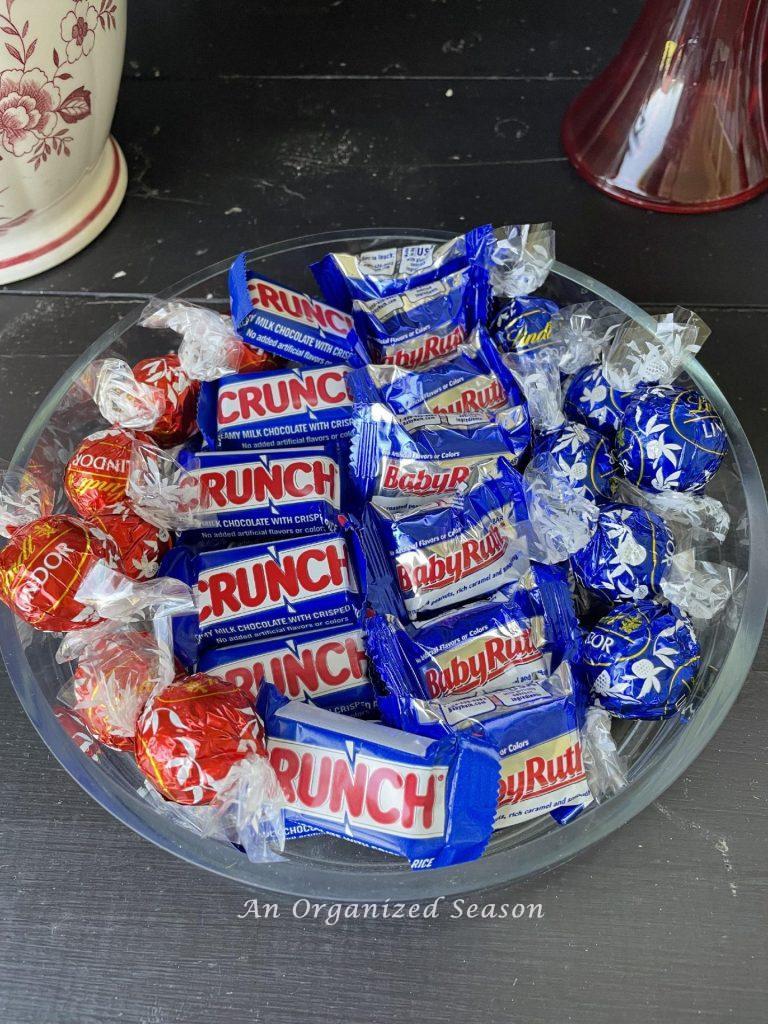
<box><xmin>60</xmin><ymin>2</ymin><xmax>98</xmax><ymax>63</ymax></box>
<box><xmin>0</xmin><ymin>67</ymin><xmax>60</xmax><ymax>155</ymax></box>
<box><xmin>0</xmin><ymin>0</ymin><xmax>118</xmax><ymax>169</ymax></box>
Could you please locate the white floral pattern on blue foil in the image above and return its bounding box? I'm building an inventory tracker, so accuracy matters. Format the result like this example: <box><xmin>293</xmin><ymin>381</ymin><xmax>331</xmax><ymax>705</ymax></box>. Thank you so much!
<box><xmin>563</xmin><ymin>363</ymin><xmax>631</xmax><ymax>439</ymax></box>
<box><xmin>579</xmin><ymin>600</ymin><xmax>700</xmax><ymax>719</ymax></box>
<box><xmin>531</xmin><ymin>421</ymin><xmax>615</xmax><ymax>502</ymax></box>
<box><xmin>616</xmin><ymin>384</ymin><xmax>728</xmax><ymax>493</ymax></box>
<box><xmin>571</xmin><ymin>503</ymin><xmax>673</xmax><ymax>603</ymax></box>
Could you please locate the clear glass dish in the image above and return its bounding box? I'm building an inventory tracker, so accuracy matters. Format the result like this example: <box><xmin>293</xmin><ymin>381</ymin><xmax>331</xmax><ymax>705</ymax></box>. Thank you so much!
<box><xmin>2</xmin><ymin>230</ymin><xmax>766</xmax><ymax>901</ymax></box>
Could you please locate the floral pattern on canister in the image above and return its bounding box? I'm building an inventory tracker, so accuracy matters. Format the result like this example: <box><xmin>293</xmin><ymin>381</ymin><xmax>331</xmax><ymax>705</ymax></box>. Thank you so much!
<box><xmin>0</xmin><ymin>0</ymin><xmax>118</xmax><ymax>169</ymax></box>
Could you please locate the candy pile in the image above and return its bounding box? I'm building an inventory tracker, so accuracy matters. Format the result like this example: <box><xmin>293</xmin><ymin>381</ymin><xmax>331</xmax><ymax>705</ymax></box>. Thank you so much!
<box><xmin>0</xmin><ymin>223</ymin><xmax>739</xmax><ymax>872</ymax></box>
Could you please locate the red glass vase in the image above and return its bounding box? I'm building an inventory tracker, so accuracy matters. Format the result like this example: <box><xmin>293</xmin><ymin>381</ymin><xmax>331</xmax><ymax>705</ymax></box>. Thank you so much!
<box><xmin>562</xmin><ymin>0</ymin><xmax>768</xmax><ymax>213</ymax></box>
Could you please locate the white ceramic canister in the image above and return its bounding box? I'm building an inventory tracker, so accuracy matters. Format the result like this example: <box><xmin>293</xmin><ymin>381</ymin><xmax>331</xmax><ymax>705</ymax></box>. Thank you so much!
<box><xmin>0</xmin><ymin>0</ymin><xmax>127</xmax><ymax>284</ymax></box>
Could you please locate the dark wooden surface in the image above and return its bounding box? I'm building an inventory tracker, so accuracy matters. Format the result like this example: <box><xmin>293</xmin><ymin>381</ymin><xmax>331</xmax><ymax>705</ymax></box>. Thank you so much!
<box><xmin>1</xmin><ymin>3</ymin><xmax>766</xmax><ymax>1022</ymax></box>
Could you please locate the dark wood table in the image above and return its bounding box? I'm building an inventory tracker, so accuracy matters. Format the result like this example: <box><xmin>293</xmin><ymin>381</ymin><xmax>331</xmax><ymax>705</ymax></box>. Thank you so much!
<box><xmin>1</xmin><ymin>3</ymin><xmax>765</xmax><ymax>1021</ymax></box>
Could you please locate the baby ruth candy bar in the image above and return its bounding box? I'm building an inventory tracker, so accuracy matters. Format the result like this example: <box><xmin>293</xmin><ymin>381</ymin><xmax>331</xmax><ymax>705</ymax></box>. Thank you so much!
<box><xmin>347</xmin><ymin>325</ymin><xmax>522</xmax><ymax>420</ymax></box>
<box><xmin>349</xmin><ymin>403</ymin><xmax>531</xmax><ymax>516</ymax></box>
<box><xmin>198</xmin><ymin>623</ymin><xmax>376</xmax><ymax>718</ymax></box>
<box><xmin>368</xmin><ymin>458</ymin><xmax>530</xmax><ymax>621</ymax></box>
<box><xmin>367</xmin><ymin>562</ymin><xmax>579</xmax><ymax>706</ymax></box>
<box><xmin>367</xmin><ymin>571</ymin><xmax>592</xmax><ymax>828</ymax></box>
<box><xmin>177</xmin><ymin>445</ymin><xmax>342</xmax><ymax>543</ymax></box>
<box><xmin>197</xmin><ymin>363</ymin><xmax>353</xmax><ymax>451</ymax></box>
<box><xmin>228</xmin><ymin>253</ymin><xmax>369</xmax><ymax>368</ymax></box>
<box><xmin>257</xmin><ymin>681</ymin><xmax>499</xmax><ymax>870</ymax></box>
<box><xmin>310</xmin><ymin>224</ymin><xmax>494</xmax><ymax>312</ymax></box>
<box><xmin>351</xmin><ymin>268</ymin><xmax>481</xmax><ymax>370</ymax></box>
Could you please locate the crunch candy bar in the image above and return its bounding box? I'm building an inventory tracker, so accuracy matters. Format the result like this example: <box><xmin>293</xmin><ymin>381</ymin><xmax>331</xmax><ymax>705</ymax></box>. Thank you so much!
<box><xmin>229</xmin><ymin>254</ymin><xmax>369</xmax><ymax>368</ymax></box>
<box><xmin>197</xmin><ymin>364</ymin><xmax>353</xmax><ymax>450</ymax></box>
<box><xmin>258</xmin><ymin>682</ymin><xmax>499</xmax><ymax>870</ymax></box>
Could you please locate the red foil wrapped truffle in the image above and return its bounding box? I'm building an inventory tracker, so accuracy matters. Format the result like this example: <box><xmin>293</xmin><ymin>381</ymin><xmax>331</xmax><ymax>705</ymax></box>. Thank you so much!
<box><xmin>72</xmin><ymin>630</ymin><xmax>165</xmax><ymax>751</ymax></box>
<box><xmin>88</xmin><ymin>508</ymin><xmax>172</xmax><ymax>580</ymax></box>
<box><xmin>132</xmin><ymin>354</ymin><xmax>200</xmax><ymax>448</ymax></box>
<box><xmin>233</xmin><ymin>339</ymin><xmax>284</xmax><ymax>374</ymax></box>
<box><xmin>54</xmin><ymin>705</ymin><xmax>102</xmax><ymax>762</ymax></box>
<box><xmin>0</xmin><ymin>515</ymin><xmax>111</xmax><ymax>631</ymax></box>
<box><xmin>64</xmin><ymin>427</ymin><xmax>154</xmax><ymax>519</ymax></box>
<box><xmin>135</xmin><ymin>673</ymin><xmax>266</xmax><ymax>805</ymax></box>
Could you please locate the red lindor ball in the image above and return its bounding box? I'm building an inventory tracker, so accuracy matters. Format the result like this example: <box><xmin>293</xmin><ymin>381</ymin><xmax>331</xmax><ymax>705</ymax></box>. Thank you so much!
<box><xmin>54</xmin><ymin>705</ymin><xmax>102</xmax><ymax>762</ymax></box>
<box><xmin>72</xmin><ymin>631</ymin><xmax>165</xmax><ymax>751</ymax></box>
<box><xmin>88</xmin><ymin>508</ymin><xmax>172</xmax><ymax>580</ymax></box>
<box><xmin>132</xmin><ymin>354</ymin><xmax>200</xmax><ymax>448</ymax></box>
<box><xmin>64</xmin><ymin>427</ymin><xmax>154</xmax><ymax>519</ymax></box>
<box><xmin>0</xmin><ymin>515</ymin><xmax>111</xmax><ymax>631</ymax></box>
<box><xmin>234</xmin><ymin>340</ymin><xmax>284</xmax><ymax>374</ymax></box>
<box><xmin>135</xmin><ymin>673</ymin><xmax>266</xmax><ymax>805</ymax></box>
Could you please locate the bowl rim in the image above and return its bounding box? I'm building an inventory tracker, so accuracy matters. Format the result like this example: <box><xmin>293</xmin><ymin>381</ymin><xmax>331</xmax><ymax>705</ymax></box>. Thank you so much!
<box><xmin>3</xmin><ymin>227</ymin><xmax>767</xmax><ymax>901</ymax></box>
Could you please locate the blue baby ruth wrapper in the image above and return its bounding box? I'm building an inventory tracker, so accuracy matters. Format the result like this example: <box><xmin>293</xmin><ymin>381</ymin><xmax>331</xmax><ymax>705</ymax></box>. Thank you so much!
<box><xmin>347</xmin><ymin>325</ymin><xmax>522</xmax><ymax>419</ymax></box>
<box><xmin>367</xmin><ymin>458</ymin><xmax>531</xmax><ymax>621</ymax></box>
<box><xmin>352</xmin><ymin>268</ymin><xmax>480</xmax><ymax>370</ymax></box>
<box><xmin>367</xmin><ymin>562</ymin><xmax>578</xmax><ymax>711</ymax></box>
<box><xmin>349</xmin><ymin>403</ymin><xmax>531</xmax><ymax>514</ymax></box>
<box><xmin>311</xmin><ymin>225</ymin><xmax>494</xmax><ymax>311</ymax></box>
<box><xmin>367</xmin><ymin>611</ymin><xmax>591</xmax><ymax>828</ymax></box>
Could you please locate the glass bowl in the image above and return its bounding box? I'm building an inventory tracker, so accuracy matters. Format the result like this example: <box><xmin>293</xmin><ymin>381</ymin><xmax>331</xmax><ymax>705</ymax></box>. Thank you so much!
<box><xmin>2</xmin><ymin>230</ymin><xmax>766</xmax><ymax>901</ymax></box>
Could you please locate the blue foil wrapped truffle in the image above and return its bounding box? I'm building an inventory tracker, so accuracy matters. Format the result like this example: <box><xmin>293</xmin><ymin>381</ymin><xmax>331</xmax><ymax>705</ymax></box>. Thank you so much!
<box><xmin>563</xmin><ymin>363</ymin><xmax>632</xmax><ymax>439</ymax></box>
<box><xmin>616</xmin><ymin>383</ymin><xmax>728</xmax><ymax>493</ymax></box>
<box><xmin>529</xmin><ymin>421</ymin><xmax>615</xmax><ymax>502</ymax></box>
<box><xmin>578</xmin><ymin>599</ymin><xmax>700</xmax><ymax>719</ymax></box>
<box><xmin>492</xmin><ymin>295</ymin><xmax>559</xmax><ymax>354</ymax></box>
<box><xmin>571</xmin><ymin>502</ymin><xmax>674</xmax><ymax>603</ymax></box>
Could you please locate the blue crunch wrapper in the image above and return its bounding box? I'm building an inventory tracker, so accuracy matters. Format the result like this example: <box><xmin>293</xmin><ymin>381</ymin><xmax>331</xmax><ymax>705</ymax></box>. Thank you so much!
<box><xmin>228</xmin><ymin>254</ymin><xmax>369</xmax><ymax>368</ymax></box>
<box><xmin>311</xmin><ymin>225</ymin><xmax>494</xmax><ymax>312</ymax></box>
<box><xmin>578</xmin><ymin>599</ymin><xmax>700</xmax><ymax>720</ymax></box>
<box><xmin>177</xmin><ymin>445</ymin><xmax>342</xmax><ymax>544</ymax></box>
<box><xmin>367</xmin><ymin>458</ymin><xmax>530</xmax><ymax>621</ymax></box>
<box><xmin>563</xmin><ymin>362</ymin><xmax>633</xmax><ymax>439</ymax></box>
<box><xmin>615</xmin><ymin>384</ymin><xmax>728</xmax><ymax>493</ymax></box>
<box><xmin>158</xmin><ymin>543</ymin><xmax>201</xmax><ymax>671</ymax></box>
<box><xmin>197</xmin><ymin>364</ymin><xmax>353</xmax><ymax>450</ymax></box>
<box><xmin>349</xmin><ymin>403</ymin><xmax>531</xmax><ymax>515</ymax></box>
<box><xmin>571</xmin><ymin>502</ymin><xmax>674</xmax><ymax>603</ymax></box>
<box><xmin>529</xmin><ymin>421</ymin><xmax>615</xmax><ymax>502</ymax></box>
<box><xmin>347</xmin><ymin>325</ymin><xmax>525</xmax><ymax>419</ymax></box>
<box><xmin>352</xmin><ymin>268</ymin><xmax>481</xmax><ymax>370</ymax></box>
<box><xmin>258</xmin><ymin>681</ymin><xmax>500</xmax><ymax>870</ymax></box>
<box><xmin>198</xmin><ymin>623</ymin><xmax>376</xmax><ymax>718</ymax></box>
<box><xmin>164</xmin><ymin>526</ymin><xmax>366</xmax><ymax>651</ymax></box>
<box><xmin>492</xmin><ymin>295</ymin><xmax>559</xmax><ymax>354</ymax></box>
